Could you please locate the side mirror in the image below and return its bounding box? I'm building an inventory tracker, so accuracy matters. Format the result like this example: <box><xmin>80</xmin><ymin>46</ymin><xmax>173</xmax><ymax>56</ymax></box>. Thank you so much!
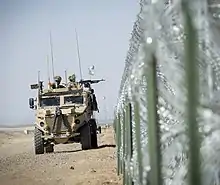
<box><xmin>29</xmin><ymin>98</ymin><xmax>34</xmax><ymax>109</ymax></box>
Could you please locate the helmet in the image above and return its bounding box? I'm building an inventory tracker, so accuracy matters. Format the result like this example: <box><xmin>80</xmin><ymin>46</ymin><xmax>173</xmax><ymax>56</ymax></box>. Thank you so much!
<box><xmin>68</xmin><ymin>74</ymin><xmax>76</xmax><ymax>82</ymax></box>
<box><xmin>54</xmin><ymin>76</ymin><xmax>62</xmax><ymax>83</ymax></box>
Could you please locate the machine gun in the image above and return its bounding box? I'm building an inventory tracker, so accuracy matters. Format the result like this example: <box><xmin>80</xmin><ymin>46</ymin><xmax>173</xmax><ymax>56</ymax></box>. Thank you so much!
<box><xmin>78</xmin><ymin>79</ymin><xmax>105</xmax><ymax>85</ymax></box>
<box><xmin>78</xmin><ymin>79</ymin><xmax>105</xmax><ymax>89</ymax></box>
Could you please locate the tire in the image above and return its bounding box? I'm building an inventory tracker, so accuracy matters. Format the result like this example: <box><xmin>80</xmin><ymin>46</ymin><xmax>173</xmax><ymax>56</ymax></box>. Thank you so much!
<box><xmin>45</xmin><ymin>144</ymin><xmax>54</xmax><ymax>153</ymax></box>
<box><xmin>80</xmin><ymin>122</ymin><xmax>92</xmax><ymax>150</ymax></box>
<box><xmin>34</xmin><ymin>127</ymin><xmax>44</xmax><ymax>155</ymax></box>
<box><xmin>89</xmin><ymin>120</ymin><xmax>98</xmax><ymax>149</ymax></box>
<box><xmin>91</xmin><ymin>132</ymin><xmax>98</xmax><ymax>149</ymax></box>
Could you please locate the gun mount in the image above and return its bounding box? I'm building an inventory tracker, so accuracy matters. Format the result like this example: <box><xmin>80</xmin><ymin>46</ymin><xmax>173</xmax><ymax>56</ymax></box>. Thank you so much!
<box><xmin>29</xmin><ymin>75</ymin><xmax>104</xmax><ymax>155</ymax></box>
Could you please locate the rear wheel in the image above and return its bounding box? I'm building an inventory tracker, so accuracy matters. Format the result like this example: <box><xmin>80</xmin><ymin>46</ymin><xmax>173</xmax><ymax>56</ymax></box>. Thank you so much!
<box><xmin>34</xmin><ymin>127</ymin><xmax>44</xmax><ymax>155</ymax></box>
<box><xmin>91</xmin><ymin>132</ymin><xmax>98</xmax><ymax>149</ymax></box>
<box><xmin>80</xmin><ymin>123</ymin><xmax>92</xmax><ymax>150</ymax></box>
<box><xmin>89</xmin><ymin>120</ymin><xmax>98</xmax><ymax>149</ymax></box>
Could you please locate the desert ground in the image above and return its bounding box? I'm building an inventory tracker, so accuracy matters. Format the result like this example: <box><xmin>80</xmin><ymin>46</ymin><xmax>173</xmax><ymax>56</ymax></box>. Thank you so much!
<box><xmin>0</xmin><ymin>126</ymin><xmax>122</xmax><ymax>185</ymax></box>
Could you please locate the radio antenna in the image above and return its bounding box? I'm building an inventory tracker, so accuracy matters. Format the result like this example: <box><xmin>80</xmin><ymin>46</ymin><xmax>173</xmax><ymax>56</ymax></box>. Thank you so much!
<box><xmin>47</xmin><ymin>55</ymin><xmax>51</xmax><ymax>83</ymax></box>
<box><xmin>49</xmin><ymin>31</ymin><xmax>55</xmax><ymax>80</ymax></box>
<box><xmin>75</xmin><ymin>29</ymin><xmax>83</xmax><ymax>80</ymax></box>
<box><xmin>38</xmin><ymin>70</ymin><xmax>40</xmax><ymax>83</ymax></box>
<box><xmin>37</xmin><ymin>70</ymin><xmax>41</xmax><ymax>105</ymax></box>
<box><xmin>65</xmin><ymin>70</ymin><xmax>68</xmax><ymax>84</ymax></box>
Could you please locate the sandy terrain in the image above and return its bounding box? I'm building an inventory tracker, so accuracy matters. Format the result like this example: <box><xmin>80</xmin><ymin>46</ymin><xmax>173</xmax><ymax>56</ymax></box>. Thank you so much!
<box><xmin>0</xmin><ymin>126</ymin><xmax>122</xmax><ymax>185</ymax></box>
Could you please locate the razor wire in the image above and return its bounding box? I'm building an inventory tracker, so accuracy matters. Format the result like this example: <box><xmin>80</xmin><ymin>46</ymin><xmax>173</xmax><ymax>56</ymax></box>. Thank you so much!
<box><xmin>115</xmin><ymin>0</ymin><xmax>220</xmax><ymax>185</ymax></box>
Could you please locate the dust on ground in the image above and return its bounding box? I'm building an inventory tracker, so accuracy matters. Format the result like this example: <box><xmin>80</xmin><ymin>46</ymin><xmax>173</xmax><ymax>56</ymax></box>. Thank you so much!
<box><xmin>0</xmin><ymin>126</ymin><xmax>122</xmax><ymax>185</ymax></box>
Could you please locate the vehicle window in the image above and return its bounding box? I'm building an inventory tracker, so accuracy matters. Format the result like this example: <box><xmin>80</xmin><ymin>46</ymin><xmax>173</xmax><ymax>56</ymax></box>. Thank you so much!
<box><xmin>40</xmin><ymin>97</ymin><xmax>60</xmax><ymax>107</ymax></box>
<box><xmin>64</xmin><ymin>96</ymin><xmax>83</xmax><ymax>104</ymax></box>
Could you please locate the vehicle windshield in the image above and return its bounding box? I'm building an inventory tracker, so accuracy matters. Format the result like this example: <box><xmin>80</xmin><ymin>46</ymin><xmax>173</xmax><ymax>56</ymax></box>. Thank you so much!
<box><xmin>64</xmin><ymin>96</ymin><xmax>83</xmax><ymax>105</ymax></box>
<box><xmin>40</xmin><ymin>96</ymin><xmax>60</xmax><ymax>107</ymax></box>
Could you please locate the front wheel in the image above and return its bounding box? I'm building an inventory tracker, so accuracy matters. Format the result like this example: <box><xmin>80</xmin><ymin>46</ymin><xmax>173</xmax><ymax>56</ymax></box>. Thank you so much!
<box><xmin>34</xmin><ymin>127</ymin><xmax>44</xmax><ymax>155</ymax></box>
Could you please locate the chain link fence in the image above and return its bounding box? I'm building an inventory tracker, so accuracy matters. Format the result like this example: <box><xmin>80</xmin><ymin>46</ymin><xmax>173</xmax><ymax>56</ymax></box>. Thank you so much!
<box><xmin>114</xmin><ymin>0</ymin><xmax>220</xmax><ymax>184</ymax></box>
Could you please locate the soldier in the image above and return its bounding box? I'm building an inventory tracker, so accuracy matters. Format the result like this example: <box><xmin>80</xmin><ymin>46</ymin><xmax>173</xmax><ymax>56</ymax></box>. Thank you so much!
<box><xmin>67</xmin><ymin>74</ymin><xmax>81</xmax><ymax>89</ymax></box>
<box><xmin>90</xmin><ymin>89</ymin><xmax>99</xmax><ymax>112</ymax></box>
<box><xmin>54</xmin><ymin>76</ymin><xmax>65</xmax><ymax>88</ymax></box>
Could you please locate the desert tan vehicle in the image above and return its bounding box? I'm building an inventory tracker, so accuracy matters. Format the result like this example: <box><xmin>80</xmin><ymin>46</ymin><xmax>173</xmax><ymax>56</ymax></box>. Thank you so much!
<box><xmin>29</xmin><ymin>75</ymin><xmax>104</xmax><ymax>155</ymax></box>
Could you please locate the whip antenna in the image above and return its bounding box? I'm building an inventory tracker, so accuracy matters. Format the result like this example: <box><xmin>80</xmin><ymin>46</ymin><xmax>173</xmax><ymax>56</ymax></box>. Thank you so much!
<box><xmin>65</xmin><ymin>70</ymin><xmax>68</xmax><ymax>84</ymax></box>
<box><xmin>37</xmin><ymin>70</ymin><xmax>40</xmax><ymax>83</ymax></box>
<box><xmin>49</xmin><ymin>31</ymin><xmax>55</xmax><ymax>80</ymax></box>
<box><xmin>47</xmin><ymin>55</ymin><xmax>51</xmax><ymax>83</ymax></box>
<box><xmin>75</xmin><ymin>29</ymin><xmax>83</xmax><ymax>80</ymax></box>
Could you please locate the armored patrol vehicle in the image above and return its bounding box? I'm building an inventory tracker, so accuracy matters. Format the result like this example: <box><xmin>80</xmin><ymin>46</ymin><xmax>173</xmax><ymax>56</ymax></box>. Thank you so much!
<box><xmin>29</xmin><ymin>74</ymin><xmax>104</xmax><ymax>154</ymax></box>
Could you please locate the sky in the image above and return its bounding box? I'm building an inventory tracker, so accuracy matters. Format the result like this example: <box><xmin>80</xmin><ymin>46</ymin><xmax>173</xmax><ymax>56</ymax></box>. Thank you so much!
<box><xmin>0</xmin><ymin>0</ymin><xmax>140</xmax><ymax>125</ymax></box>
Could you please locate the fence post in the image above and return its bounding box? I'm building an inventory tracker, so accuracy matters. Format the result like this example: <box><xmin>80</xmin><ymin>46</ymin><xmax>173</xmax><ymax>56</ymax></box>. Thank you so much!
<box><xmin>125</xmin><ymin>103</ymin><xmax>134</xmax><ymax>185</ymax></box>
<box><xmin>134</xmin><ymin>97</ymin><xmax>143</xmax><ymax>184</ymax></box>
<box><xmin>146</xmin><ymin>53</ymin><xmax>162</xmax><ymax>185</ymax></box>
<box><xmin>182</xmin><ymin>1</ymin><xmax>201</xmax><ymax>185</ymax></box>
<box><xmin>122</xmin><ymin>109</ymin><xmax>126</xmax><ymax>185</ymax></box>
<box><xmin>116</xmin><ymin>113</ymin><xmax>122</xmax><ymax>176</ymax></box>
